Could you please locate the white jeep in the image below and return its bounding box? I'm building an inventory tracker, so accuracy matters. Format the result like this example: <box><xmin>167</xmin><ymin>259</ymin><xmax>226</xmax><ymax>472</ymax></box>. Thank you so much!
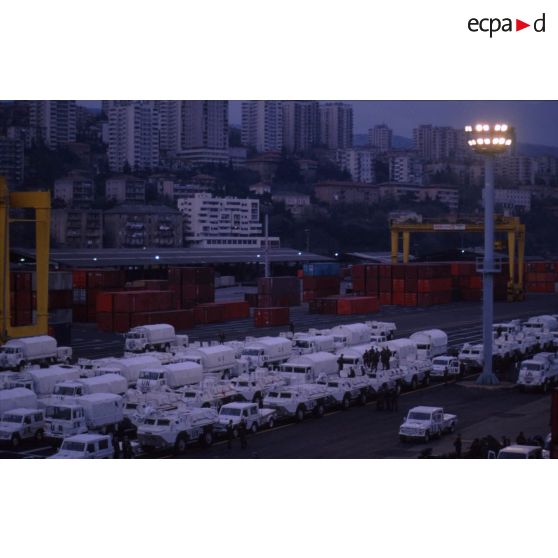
<box><xmin>0</xmin><ymin>408</ymin><xmax>45</xmax><ymax>448</ymax></box>
<box><xmin>399</xmin><ymin>406</ymin><xmax>457</xmax><ymax>443</ymax></box>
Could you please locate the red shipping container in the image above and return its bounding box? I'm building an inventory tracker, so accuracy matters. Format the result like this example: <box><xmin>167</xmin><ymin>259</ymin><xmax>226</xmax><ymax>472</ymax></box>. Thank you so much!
<box><xmin>379</xmin><ymin>278</ymin><xmax>391</xmax><ymax>292</ymax></box>
<box><xmin>194</xmin><ymin>303</ymin><xmax>225</xmax><ymax>324</ymax></box>
<box><xmin>96</xmin><ymin>312</ymin><xmax>114</xmax><ymax>332</ymax></box>
<box><xmin>113</xmin><ymin>313</ymin><xmax>131</xmax><ymax>333</ymax></box>
<box><xmin>404</xmin><ymin>265</ymin><xmax>418</xmax><ymax>280</ymax></box>
<box><xmin>404</xmin><ymin>293</ymin><xmax>417</xmax><ymax>306</ymax></box>
<box><xmin>392</xmin><ymin>292</ymin><xmax>405</xmax><ymax>306</ymax></box>
<box><xmin>48</xmin><ymin>290</ymin><xmax>73</xmax><ymax>310</ymax></box>
<box><xmin>392</xmin><ymin>279</ymin><xmax>405</xmax><ymax>292</ymax></box>
<box><xmin>405</xmin><ymin>277</ymin><xmax>418</xmax><ymax>292</ymax></box>
<box><xmin>15</xmin><ymin>290</ymin><xmax>32</xmax><ymax>311</ymax></box>
<box><xmin>392</xmin><ymin>264</ymin><xmax>406</xmax><ymax>279</ymax></box>
<box><xmin>96</xmin><ymin>291</ymin><xmax>116</xmax><ymax>313</ymax></box>
<box><xmin>379</xmin><ymin>292</ymin><xmax>392</xmax><ymax>305</ymax></box>
<box><xmin>219</xmin><ymin>301</ymin><xmax>250</xmax><ymax>321</ymax></box>
<box><xmin>254</xmin><ymin>307</ymin><xmax>290</xmax><ymax>327</ymax></box>
<box><xmin>257</xmin><ymin>294</ymin><xmax>273</xmax><ymax>308</ymax></box>
<box><xmin>337</xmin><ymin>296</ymin><xmax>379</xmax><ymax>315</ymax></box>
<box><xmin>73</xmin><ymin>305</ymin><xmax>88</xmax><ymax>322</ymax></box>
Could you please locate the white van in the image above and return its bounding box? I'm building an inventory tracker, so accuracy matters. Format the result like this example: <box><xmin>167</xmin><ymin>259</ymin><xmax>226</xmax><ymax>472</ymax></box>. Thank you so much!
<box><xmin>49</xmin><ymin>434</ymin><xmax>114</xmax><ymax>459</ymax></box>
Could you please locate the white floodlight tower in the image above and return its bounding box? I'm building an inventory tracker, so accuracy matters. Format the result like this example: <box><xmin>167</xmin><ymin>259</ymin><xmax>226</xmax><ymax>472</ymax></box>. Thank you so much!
<box><xmin>464</xmin><ymin>123</ymin><xmax>513</xmax><ymax>384</ymax></box>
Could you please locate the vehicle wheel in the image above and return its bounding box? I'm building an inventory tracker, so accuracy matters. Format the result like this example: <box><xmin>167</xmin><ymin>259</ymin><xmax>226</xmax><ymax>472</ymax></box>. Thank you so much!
<box><xmin>174</xmin><ymin>434</ymin><xmax>188</xmax><ymax>454</ymax></box>
<box><xmin>314</xmin><ymin>403</ymin><xmax>325</xmax><ymax>418</ymax></box>
<box><xmin>342</xmin><ymin>395</ymin><xmax>351</xmax><ymax>410</ymax></box>
<box><xmin>267</xmin><ymin>418</ymin><xmax>275</xmax><ymax>429</ymax></box>
<box><xmin>295</xmin><ymin>405</ymin><xmax>305</xmax><ymax>423</ymax></box>
<box><xmin>518</xmin><ymin>385</ymin><xmax>525</xmax><ymax>393</ymax></box>
<box><xmin>449</xmin><ymin>422</ymin><xmax>456</xmax><ymax>434</ymax></box>
<box><xmin>423</xmin><ymin>431</ymin><xmax>430</xmax><ymax>443</ymax></box>
<box><xmin>399</xmin><ymin>435</ymin><xmax>406</xmax><ymax>443</ymax></box>
<box><xmin>358</xmin><ymin>391</ymin><xmax>367</xmax><ymax>406</ymax></box>
<box><xmin>542</xmin><ymin>381</ymin><xmax>549</xmax><ymax>394</ymax></box>
<box><xmin>11</xmin><ymin>434</ymin><xmax>21</xmax><ymax>449</ymax></box>
<box><xmin>250</xmin><ymin>422</ymin><xmax>258</xmax><ymax>434</ymax></box>
<box><xmin>410</xmin><ymin>376</ymin><xmax>418</xmax><ymax>390</ymax></box>
<box><xmin>201</xmin><ymin>430</ymin><xmax>213</xmax><ymax>447</ymax></box>
<box><xmin>35</xmin><ymin>429</ymin><xmax>44</xmax><ymax>443</ymax></box>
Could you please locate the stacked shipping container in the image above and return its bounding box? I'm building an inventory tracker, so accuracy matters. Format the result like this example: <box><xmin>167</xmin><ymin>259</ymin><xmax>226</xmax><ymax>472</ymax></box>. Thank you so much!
<box><xmin>301</xmin><ymin>263</ymin><xmax>341</xmax><ymax>302</ymax></box>
<box><xmin>168</xmin><ymin>267</ymin><xmax>214</xmax><ymax>308</ymax></box>
<box><xmin>309</xmin><ymin>295</ymin><xmax>380</xmax><ymax>315</ymax></box>
<box><xmin>257</xmin><ymin>276</ymin><xmax>301</xmax><ymax>307</ymax></box>
<box><xmin>254</xmin><ymin>307</ymin><xmax>290</xmax><ymax>327</ymax></box>
<box><xmin>73</xmin><ymin>269</ymin><xmax>126</xmax><ymax>322</ymax></box>
<box><xmin>525</xmin><ymin>261</ymin><xmax>558</xmax><ymax>293</ymax></box>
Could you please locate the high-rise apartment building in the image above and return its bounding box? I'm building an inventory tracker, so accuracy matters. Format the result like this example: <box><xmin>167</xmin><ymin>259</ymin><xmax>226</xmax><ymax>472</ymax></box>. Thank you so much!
<box><xmin>28</xmin><ymin>101</ymin><xmax>77</xmax><ymax>149</ymax></box>
<box><xmin>368</xmin><ymin>124</ymin><xmax>392</xmax><ymax>152</ymax></box>
<box><xmin>107</xmin><ymin>102</ymin><xmax>159</xmax><ymax>172</ymax></box>
<box><xmin>389</xmin><ymin>154</ymin><xmax>424</xmax><ymax>185</ymax></box>
<box><xmin>0</xmin><ymin>137</ymin><xmax>24</xmax><ymax>188</ymax></box>
<box><xmin>413</xmin><ymin>125</ymin><xmax>469</xmax><ymax>161</ymax></box>
<box><xmin>241</xmin><ymin>101</ymin><xmax>283</xmax><ymax>152</ymax></box>
<box><xmin>319</xmin><ymin>102</ymin><xmax>353</xmax><ymax>149</ymax></box>
<box><xmin>282</xmin><ymin>101</ymin><xmax>320</xmax><ymax>153</ymax></box>
<box><xmin>336</xmin><ymin>149</ymin><xmax>377</xmax><ymax>183</ymax></box>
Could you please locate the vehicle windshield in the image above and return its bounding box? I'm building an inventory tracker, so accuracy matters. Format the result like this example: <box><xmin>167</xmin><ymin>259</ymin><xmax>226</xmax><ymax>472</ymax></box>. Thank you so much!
<box><xmin>125</xmin><ymin>403</ymin><xmax>138</xmax><ymax>410</ymax></box>
<box><xmin>416</xmin><ymin>344</ymin><xmax>429</xmax><ymax>350</ymax></box>
<box><xmin>220</xmin><ymin>408</ymin><xmax>242</xmax><ymax>416</ymax></box>
<box><xmin>1</xmin><ymin>347</ymin><xmax>17</xmax><ymax>354</ymax></box>
<box><xmin>156</xmin><ymin>419</ymin><xmax>171</xmax><ymax>426</ymax></box>
<box><xmin>1</xmin><ymin>414</ymin><xmax>23</xmax><ymax>423</ymax></box>
<box><xmin>522</xmin><ymin>363</ymin><xmax>542</xmax><ymax>371</ymax></box>
<box><xmin>408</xmin><ymin>412</ymin><xmax>431</xmax><ymax>421</ymax></box>
<box><xmin>126</xmin><ymin>333</ymin><xmax>144</xmax><ymax>339</ymax></box>
<box><xmin>294</xmin><ymin>340</ymin><xmax>310</xmax><ymax>348</ymax></box>
<box><xmin>433</xmin><ymin>359</ymin><xmax>450</xmax><ymax>366</ymax></box>
<box><xmin>525</xmin><ymin>323</ymin><xmax>542</xmax><ymax>330</ymax></box>
<box><xmin>279</xmin><ymin>393</ymin><xmax>292</xmax><ymax>399</ymax></box>
<box><xmin>498</xmin><ymin>451</ymin><xmax>529</xmax><ymax>459</ymax></box>
<box><xmin>281</xmin><ymin>366</ymin><xmax>308</xmax><ymax>374</ymax></box>
<box><xmin>61</xmin><ymin>441</ymin><xmax>85</xmax><ymax>452</ymax></box>
<box><xmin>333</xmin><ymin>336</ymin><xmax>346</xmax><ymax>343</ymax></box>
<box><xmin>343</xmin><ymin>357</ymin><xmax>357</xmax><ymax>364</ymax></box>
<box><xmin>140</xmin><ymin>371</ymin><xmax>163</xmax><ymax>381</ymax></box>
<box><xmin>46</xmin><ymin>407</ymin><xmax>72</xmax><ymax>420</ymax></box>
<box><xmin>242</xmin><ymin>349</ymin><xmax>263</xmax><ymax>356</ymax></box>
<box><xmin>54</xmin><ymin>386</ymin><xmax>79</xmax><ymax>396</ymax></box>
<box><xmin>236</xmin><ymin>381</ymin><xmax>250</xmax><ymax>387</ymax></box>
<box><xmin>182</xmin><ymin>392</ymin><xmax>197</xmax><ymax>398</ymax></box>
<box><xmin>327</xmin><ymin>382</ymin><xmax>339</xmax><ymax>388</ymax></box>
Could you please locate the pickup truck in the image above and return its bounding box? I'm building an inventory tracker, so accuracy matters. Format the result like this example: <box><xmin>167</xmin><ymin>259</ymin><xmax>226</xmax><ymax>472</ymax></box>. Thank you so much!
<box><xmin>431</xmin><ymin>356</ymin><xmax>461</xmax><ymax>380</ymax></box>
<box><xmin>0</xmin><ymin>408</ymin><xmax>45</xmax><ymax>448</ymax></box>
<box><xmin>489</xmin><ymin>444</ymin><xmax>544</xmax><ymax>459</ymax></box>
<box><xmin>399</xmin><ymin>406</ymin><xmax>457</xmax><ymax>443</ymax></box>
<box><xmin>263</xmin><ymin>384</ymin><xmax>330</xmax><ymax>422</ymax></box>
<box><xmin>316</xmin><ymin>376</ymin><xmax>370</xmax><ymax>409</ymax></box>
<box><xmin>216</xmin><ymin>402</ymin><xmax>277</xmax><ymax>435</ymax></box>
<box><xmin>137</xmin><ymin>407</ymin><xmax>218</xmax><ymax>454</ymax></box>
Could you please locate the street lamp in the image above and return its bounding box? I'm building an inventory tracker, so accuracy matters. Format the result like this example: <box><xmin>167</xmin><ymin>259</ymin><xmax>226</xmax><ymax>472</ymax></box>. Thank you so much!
<box><xmin>465</xmin><ymin>122</ymin><xmax>513</xmax><ymax>385</ymax></box>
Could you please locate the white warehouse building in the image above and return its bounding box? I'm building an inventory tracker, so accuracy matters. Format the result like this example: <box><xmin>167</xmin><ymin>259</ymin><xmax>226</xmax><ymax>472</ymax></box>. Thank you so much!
<box><xmin>177</xmin><ymin>193</ymin><xmax>280</xmax><ymax>248</ymax></box>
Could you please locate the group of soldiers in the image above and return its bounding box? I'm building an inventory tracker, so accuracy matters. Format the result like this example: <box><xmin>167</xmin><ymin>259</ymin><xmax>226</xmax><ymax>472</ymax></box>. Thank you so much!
<box><xmin>337</xmin><ymin>347</ymin><xmax>393</xmax><ymax>374</ymax></box>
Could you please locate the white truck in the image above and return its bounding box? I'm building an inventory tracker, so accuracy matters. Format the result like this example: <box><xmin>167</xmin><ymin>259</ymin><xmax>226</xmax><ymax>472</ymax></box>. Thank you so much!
<box><xmin>276</xmin><ymin>352</ymin><xmax>338</xmax><ymax>384</ymax></box>
<box><xmin>239</xmin><ymin>337</ymin><xmax>293</xmax><ymax>370</ymax></box>
<box><xmin>0</xmin><ymin>408</ymin><xmax>45</xmax><ymax>448</ymax></box>
<box><xmin>431</xmin><ymin>356</ymin><xmax>461</xmax><ymax>380</ymax></box>
<box><xmin>335</xmin><ymin>345</ymin><xmax>371</xmax><ymax>376</ymax></box>
<box><xmin>0</xmin><ymin>387</ymin><xmax>38</xmax><ymax>415</ymax></box>
<box><xmin>330</xmin><ymin>323</ymin><xmax>372</xmax><ymax>350</ymax></box>
<box><xmin>123</xmin><ymin>391</ymin><xmax>182</xmax><ymax>426</ymax></box>
<box><xmin>263</xmin><ymin>384</ymin><xmax>330</xmax><ymax>422</ymax></box>
<box><xmin>523</xmin><ymin>315</ymin><xmax>558</xmax><ymax>335</ymax></box>
<box><xmin>381</xmin><ymin>338</ymin><xmax>419</xmax><ymax>367</ymax></box>
<box><xmin>216</xmin><ymin>402</ymin><xmax>277</xmax><ymax>434</ymax></box>
<box><xmin>0</xmin><ymin>335</ymin><xmax>72</xmax><ymax>370</ymax></box>
<box><xmin>94</xmin><ymin>355</ymin><xmax>163</xmax><ymax>387</ymax></box>
<box><xmin>45</xmin><ymin>393</ymin><xmax>124</xmax><ymax>439</ymax></box>
<box><xmin>292</xmin><ymin>334</ymin><xmax>335</xmax><ymax>355</ymax></box>
<box><xmin>493</xmin><ymin>320</ymin><xmax>522</xmax><ymax>337</ymax></box>
<box><xmin>366</xmin><ymin>321</ymin><xmax>396</xmax><ymax>340</ymax></box>
<box><xmin>517</xmin><ymin>352</ymin><xmax>558</xmax><ymax>392</ymax></box>
<box><xmin>316</xmin><ymin>375</ymin><xmax>370</xmax><ymax>409</ymax></box>
<box><xmin>26</xmin><ymin>365</ymin><xmax>82</xmax><ymax>398</ymax></box>
<box><xmin>458</xmin><ymin>343</ymin><xmax>484</xmax><ymax>369</ymax></box>
<box><xmin>182</xmin><ymin>345</ymin><xmax>238</xmax><ymax>379</ymax></box>
<box><xmin>137</xmin><ymin>361</ymin><xmax>203</xmax><ymax>391</ymax></box>
<box><xmin>399</xmin><ymin>406</ymin><xmax>457</xmax><ymax>443</ymax></box>
<box><xmin>178</xmin><ymin>380</ymin><xmax>240</xmax><ymax>410</ymax></box>
<box><xmin>48</xmin><ymin>434</ymin><xmax>114</xmax><ymax>459</ymax></box>
<box><xmin>52</xmin><ymin>374</ymin><xmax>128</xmax><ymax>397</ymax></box>
<box><xmin>409</xmin><ymin>329</ymin><xmax>448</xmax><ymax>360</ymax></box>
<box><xmin>124</xmin><ymin>324</ymin><xmax>188</xmax><ymax>353</ymax></box>
<box><xmin>137</xmin><ymin>407</ymin><xmax>218</xmax><ymax>453</ymax></box>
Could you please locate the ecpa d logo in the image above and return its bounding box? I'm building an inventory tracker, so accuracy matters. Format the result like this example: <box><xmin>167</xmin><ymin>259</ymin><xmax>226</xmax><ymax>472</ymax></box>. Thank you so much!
<box><xmin>468</xmin><ymin>13</ymin><xmax>546</xmax><ymax>37</ymax></box>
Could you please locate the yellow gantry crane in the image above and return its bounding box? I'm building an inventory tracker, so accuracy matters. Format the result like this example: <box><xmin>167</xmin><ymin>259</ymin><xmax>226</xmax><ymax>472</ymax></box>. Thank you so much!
<box><xmin>390</xmin><ymin>215</ymin><xmax>526</xmax><ymax>301</ymax></box>
<box><xmin>1</xmin><ymin>176</ymin><xmax>51</xmax><ymax>341</ymax></box>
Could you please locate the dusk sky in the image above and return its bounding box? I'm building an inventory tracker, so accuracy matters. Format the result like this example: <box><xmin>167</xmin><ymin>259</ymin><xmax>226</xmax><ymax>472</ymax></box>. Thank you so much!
<box><xmin>79</xmin><ymin>100</ymin><xmax>558</xmax><ymax>147</ymax></box>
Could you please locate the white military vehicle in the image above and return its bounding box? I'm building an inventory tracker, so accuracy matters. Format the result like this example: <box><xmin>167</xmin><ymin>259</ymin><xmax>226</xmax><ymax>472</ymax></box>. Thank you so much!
<box><xmin>431</xmin><ymin>356</ymin><xmax>461</xmax><ymax>380</ymax></box>
<box><xmin>316</xmin><ymin>375</ymin><xmax>370</xmax><ymax>409</ymax></box>
<box><xmin>292</xmin><ymin>334</ymin><xmax>335</xmax><ymax>355</ymax></box>
<box><xmin>399</xmin><ymin>406</ymin><xmax>457</xmax><ymax>443</ymax></box>
<box><xmin>230</xmin><ymin>370</ymin><xmax>286</xmax><ymax>406</ymax></box>
<box><xmin>276</xmin><ymin>352</ymin><xmax>338</xmax><ymax>384</ymax></box>
<box><xmin>367</xmin><ymin>367</ymin><xmax>401</xmax><ymax>395</ymax></box>
<box><xmin>335</xmin><ymin>344</ymin><xmax>374</xmax><ymax>376</ymax></box>
<box><xmin>182</xmin><ymin>345</ymin><xmax>238</xmax><ymax>379</ymax></box>
<box><xmin>523</xmin><ymin>315</ymin><xmax>558</xmax><ymax>334</ymax></box>
<box><xmin>239</xmin><ymin>337</ymin><xmax>292</xmax><ymax>370</ymax></box>
<box><xmin>94</xmin><ymin>355</ymin><xmax>163</xmax><ymax>387</ymax></box>
<box><xmin>125</xmin><ymin>324</ymin><xmax>187</xmax><ymax>353</ymax></box>
<box><xmin>330</xmin><ymin>323</ymin><xmax>372</xmax><ymax>350</ymax></box>
<box><xmin>366</xmin><ymin>321</ymin><xmax>396</xmax><ymax>340</ymax></box>
<box><xmin>25</xmin><ymin>365</ymin><xmax>81</xmax><ymax>398</ymax></box>
<box><xmin>398</xmin><ymin>361</ymin><xmax>431</xmax><ymax>390</ymax></box>
<box><xmin>409</xmin><ymin>329</ymin><xmax>448</xmax><ymax>360</ymax></box>
<box><xmin>458</xmin><ymin>343</ymin><xmax>484</xmax><ymax>369</ymax></box>
<box><xmin>0</xmin><ymin>335</ymin><xmax>72</xmax><ymax>370</ymax></box>
<box><xmin>52</xmin><ymin>374</ymin><xmax>128</xmax><ymax>397</ymax></box>
<box><xmin>178</xmin><ymin>380</ymin><xmax>240</xmax><ymax>410</ymax></box>
<box><xmin>137</xmin><ymin>361</ymin><xmax>203</xmax><ymax>391</ymax></box>
<box><xmin>517</xmin><ymin>353</ymin><xmax>558</xmax><ymax>392</ymax></box>
<box><xmin>123</xmin><ymin>391</ymin><xmax>182</xmax><ymax>426</ymax></box>
<box><xmin>0</xmin><ymin>408</ymin><xmax>45</xmax><ymax>448</ymax></box>
<box><xmin>45</xmin><ymin>393</ymin><xmax>124</xmax><ymax>439</ymax></box>
<box><xmin>0</xmin><ymin>388</ymin><xmax>38</xmax><ymax>416</ymax></box>
<box><xmin>493</xmin><ymin>320</ymin><xmax>522</xmax><ymax>337</ymax></box>
<box><xmin>381</xmin><ymin>338</ymin><xmax>419</xmax><ymax>368</ymax></box>
<box><xmin>48</xmin><ymin>434</ymin><xmax>114</xmax><ymax>459</ymax></box>
<box><xmin>137</xmin><ymin>407</ymin><xmax>218</xmax><ymax>453</ymax></box>
<box><xmin>492</xmin><ymin>445</ymin><xmax>544</xmax><ymax>459</ymax></box>
<box><xmin>369</xmin><ymin>334</ymin><xmax>388</xmax><ymax>344</ymax></box>
<box><xmin>263</xmin><ymin>384</ymin><xmax>330</xmax><ymax>422</ymax></box>
<box><xmin>216</xmin><ymin>402</ymin><xmax>277</xmax><ymax>434</ymax></box>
